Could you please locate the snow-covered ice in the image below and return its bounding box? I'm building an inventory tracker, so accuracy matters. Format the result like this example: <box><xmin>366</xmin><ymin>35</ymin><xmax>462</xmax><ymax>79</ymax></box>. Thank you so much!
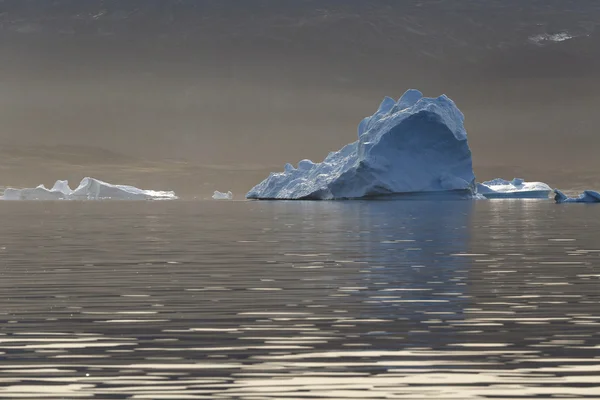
<box><xmin>212</xmin><ymin>191</ymin><xmax>233</xmax><ymax>200</ymax></box>
<box><xmin>476</xmin><ymin>178</ymin><xmax>552</xmax><ymax>199</ymax></box>
<box><xmin>1</xmin><ymin>177</ymin><xmax>177</xmax><ymax>200</ymax></box>
<box><xmin>554</xmin><ymin>189</ymin><xmax>600</xmax><ymax>204</ymax></box>
<box><xmin>247</xmin><ymin>89</ymin><xmax>476</xmax><ymax>200</ymax></box>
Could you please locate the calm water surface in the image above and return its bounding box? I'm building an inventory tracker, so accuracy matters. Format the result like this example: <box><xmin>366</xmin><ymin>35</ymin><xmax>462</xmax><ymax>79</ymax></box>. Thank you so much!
<box><xmin>0</xmin><ymin>200</ymin><xmax>599</xmax><ymax>399</ymax></box>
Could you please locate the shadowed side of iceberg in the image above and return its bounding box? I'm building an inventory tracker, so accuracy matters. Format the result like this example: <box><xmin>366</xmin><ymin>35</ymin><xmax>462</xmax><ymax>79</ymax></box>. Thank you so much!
<box><xmin>554</xmin><ymin>189</ymin><xmax>600</xmax><ymax>203</ymax></box>
<box><xmin>247</xmin><ymin>89</ymin><xmax>476</xmax><ymax>200</ymax></box>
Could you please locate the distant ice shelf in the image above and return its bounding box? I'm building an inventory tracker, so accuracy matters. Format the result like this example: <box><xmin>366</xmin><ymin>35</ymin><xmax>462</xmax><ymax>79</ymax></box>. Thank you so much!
<box><xmin>247</xmin><ymin>89</ymin><xmax>476</xmax><ymax>200</ymax></box>
<box><xmin>1</xmin><ymin>177</ymin><xmax>177</xmax><ymax>200</ymax></box>
<box><xmin>476</xmin><ymin>178</ymin><xmax>552</xmax><ymax>199</ymax></box>
<box><xmin>554</xmin><ymin>189</ymin><xmax>600</xmax><ymax>204</ymax></box>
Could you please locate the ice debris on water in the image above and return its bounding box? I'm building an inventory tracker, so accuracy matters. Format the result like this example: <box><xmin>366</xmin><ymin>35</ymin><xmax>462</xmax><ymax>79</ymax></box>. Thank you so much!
<box><xmin>1</xmin><ymin>177</ymin><xmax>177</xmax><ymax>200</ymax></box>
<box><xmin>554</xmin><ymin>189</ymin><xmax>600</xmax><ymax>204</ymax></box>
<box><xmin>212</xmin><ymin>191</ymin><xmax>233</xmax><ymax>200</ymax></box>
<box><xmin>247</xmin><ymin>89</ymin><xmax>476</xmax><ymax>200</ymax></box>
<box><xmin>476</xmin><ymin>178</ymin><xmax>552</xmax><ymax>199</ymax></box>
<box><xmin>529</xmin><ymin>32</ymin><xmax>575</xmax><ymax>45</ymax></box>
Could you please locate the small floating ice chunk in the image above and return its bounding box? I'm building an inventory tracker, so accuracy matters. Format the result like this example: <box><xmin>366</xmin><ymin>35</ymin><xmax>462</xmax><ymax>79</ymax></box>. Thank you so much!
<box><xmin>476</xmin><ymin>178</ymin><xmax>551</xmax><ymax>199</ymax></box>
<box><xmin>212</xmin><ymin>191</ymin><xmax>233</xmax><ymax>200</ymax></box>
<box><xmin>529</xmin><ymin>32</ymin><xmax>575</xmax><ymax>45</ymax></box>
<box><xmin>554</xmin><ymin>189</ymin><xmax>600</xmax><ymax>204</ymax></box>
<box><xmin>1</xmin><ymin>177</ymin><xmax>177</xmax><ymax>200</ymax></box>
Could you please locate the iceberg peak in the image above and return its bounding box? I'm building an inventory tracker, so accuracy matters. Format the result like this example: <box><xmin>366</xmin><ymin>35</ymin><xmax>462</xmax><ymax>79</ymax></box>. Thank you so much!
<box><xmin>51</xmin><ymin>180</ymin><xmax>73</xmax><ymax>195</ymax></box>
<box><xmin>358</xmin><ymin>96</ymin><xmax>396</xmax><ymax>138</ymax></box>
<box><xmin>297</xmin><ymin>159</ymin><xmax>315</xmax><ymax>171</ymax></box>
<box><xmin>378</xmin><ymin>96</ymin><xmax>397</xmax><ymax>114</ymax></box>
<box><xmin>397</xmin><ymin>89</ymin><xmax>424</xmax><ymax>110</ymax></box>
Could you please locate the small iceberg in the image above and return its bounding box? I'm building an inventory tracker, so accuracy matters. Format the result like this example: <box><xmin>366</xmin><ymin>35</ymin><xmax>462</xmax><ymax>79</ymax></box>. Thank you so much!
<box><xmin>2</xmin><ymin>181</ymin><xmax>71</xmax><ymax>201</ymax></box>
<box><xmin>476</xmin><ymin>178</ymin><xmax>552</xmax><ymax>199</ymax></box>
<box><xmin>247</xmin><ymin>89</ymin><xmax>476</xmax><ymax>200</ymax></box>
<box><xmin>1</xmin><ymin>177</ymin><xmax>177</xmax><ymax>200</ymax></box>
<box><xmin>554</xmin><ymin>189</ymin><xmax>600</xmax><ymax>204</ymax></box>
<box><xmin>212</xmin><ymin>191</ymin><xmax>233</xmax><ymax>200</ymax></box>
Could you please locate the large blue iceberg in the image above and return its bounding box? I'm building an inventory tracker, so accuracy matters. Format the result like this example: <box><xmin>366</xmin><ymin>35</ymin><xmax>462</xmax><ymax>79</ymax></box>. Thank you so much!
<box><xmin>554</xmin><ymin>189</ymin><xmax>600</xmax><ymax>204</ymax></box>
<box><xmin>247</xmin><ymin>90</ymin><xmax>476</xmax><ymax>200</ymax></box>
<box><xmin>477</xmin><ymin>178</ymin><xmax>552</xmax><ymax>199</ymax></box>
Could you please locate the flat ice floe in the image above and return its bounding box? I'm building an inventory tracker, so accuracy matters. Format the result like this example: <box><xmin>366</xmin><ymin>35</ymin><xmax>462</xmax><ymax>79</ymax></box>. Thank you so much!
<box><xmin>554</xmin><ymin>189</ymin><xmax>600</xmax><ymax>204</ymax></box>
<box><xmin>476</xmin><ymin>178</ymin><xmax>552</xmax><ymax>199</ymax></box>
<box><xmin>212</xmin><ymin>191</ymin><xmax>233</xmax><ymax>200</ymax></box>
<box><xmin>247</xmin><ymin>89</ymin><xmax>476</xmax><ymax>200</ymax></box>
<box><xmin>1</xmin><ymin>177</ymin><xmax>177</xmax><ymax>200</ymax></box>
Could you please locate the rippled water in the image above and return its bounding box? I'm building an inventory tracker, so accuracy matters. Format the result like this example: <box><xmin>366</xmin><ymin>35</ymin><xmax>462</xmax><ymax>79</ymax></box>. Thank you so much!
<box><xmin>0</xmin><ymin>200</ymin><xmax>599</xmax><ymax>399</ymax></box>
